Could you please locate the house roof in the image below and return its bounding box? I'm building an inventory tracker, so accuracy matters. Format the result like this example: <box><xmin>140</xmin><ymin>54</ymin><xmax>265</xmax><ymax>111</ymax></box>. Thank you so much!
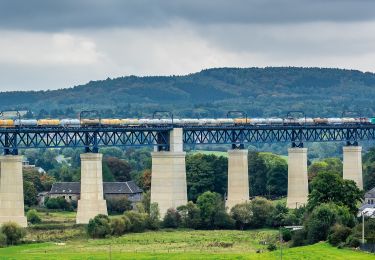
<box><xmin>365</xmin><ymin>187</ymin><xmax>375</xmax><ymax>198</ymax></box>
<box><xmin>49</xmin><ymin>181</ymin><xmax>143</xmax><ymax>195</ymax></box>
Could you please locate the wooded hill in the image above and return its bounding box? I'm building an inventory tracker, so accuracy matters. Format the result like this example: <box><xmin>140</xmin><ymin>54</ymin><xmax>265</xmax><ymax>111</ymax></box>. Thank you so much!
<box><xmin>3</xmin><ymin>67</ymin><xmax>375</xmax><ymax>118</ymax></box>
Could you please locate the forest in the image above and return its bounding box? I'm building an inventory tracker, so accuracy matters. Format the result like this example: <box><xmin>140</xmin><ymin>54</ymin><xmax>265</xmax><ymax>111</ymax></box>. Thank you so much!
<box><xmin>2</xmin><ymin>67</ymin><xmax>375</xmax><ymax>119</ymax></box>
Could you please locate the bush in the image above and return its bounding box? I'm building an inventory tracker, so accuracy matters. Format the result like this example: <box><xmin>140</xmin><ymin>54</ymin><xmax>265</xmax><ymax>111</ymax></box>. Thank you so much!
<box><xmin>1</xmin><ymin>222</ymin><xmax>26</xmax><ymax>245</ymax></box>
<box><xmin>124</xmin><ymin>211</ymin><xmax>147</xmax><ymax>232</ymax></box>
<box><xmin>291</xmin><ymin>229</ymin><xmax>307</xmax><ymax>247</ymax></box>
<box><xmin>328</xmin><ymin>224</ymin><xmax>352</xmax><ymax>246</ymax></box>
<box><xmin>346</xmin><ymin>236</ymin><xmax>361</xmax><ymax>248</ymax></box>
<box><xmin>267</xmin><ymin>243</ymin><xmax>277</xmax><ymax>251</ymax></box>
<box><xmin>281</xmin><ymin>228</ymin><xmax>292</xmax><ymax>242</ymax></box>
<box><xmin>27</xmin><ymin>209</ymin><xmax>42</xmax><ymax>224</ymax></box>
<box><xmin>0</xmin><ymin>231</ymin><xmax>7</xmax><ymax>247</ymax></box>
<box><xmin>196</xmin><ymin>191</ymin><xmax>227</xmax><ymax>229</ymax></box>
<box><xmin>163</xmin><ymin>208</ymin><xmax>181</xmax><ymax>228</ymax></box>
<box><xmin>87</xmin><ymin>214</ymin><xmax>111</xmax><ymax>238</ymax></box>
<box><xmin>213</xmin><ymin>210</ymin><xmax>235</xmax><ymax>229</ymax></box>
<box><xmin>107</xmin><ymin>197</ymin><xmax>133</xmax><ymax>214</ymax></box>
<box><xmin>45</xmin><ymin>197</ymin><xmax>72</xmax><ymax>211</ymax></box>
<box><xmin>110</xmin><ymin>217</ymin><xmax>127</xmax><ymax>236</ymax></box>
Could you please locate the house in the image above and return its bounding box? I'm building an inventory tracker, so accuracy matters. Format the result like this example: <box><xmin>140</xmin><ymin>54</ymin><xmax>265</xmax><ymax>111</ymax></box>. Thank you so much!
<box><xmin>358</xmin><ymin>187</ymin><xmax>375</xmax><ymax>217</ymax></box>
<box><xmin>48</xmin><ymin>181</ymin><xmax>143</xmax><ymax>205</ymax></box>
<box><xmin>365</xmin><ymin>187</ymin><xmax>375</xmax><ymax>206</ymax></box>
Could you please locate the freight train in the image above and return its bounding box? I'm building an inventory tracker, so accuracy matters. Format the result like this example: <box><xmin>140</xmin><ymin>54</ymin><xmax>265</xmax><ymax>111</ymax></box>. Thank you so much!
<box><xmin>0</xmin><ymin>117</ymin><xmax>374</xmax><ymax>128</ymax></box>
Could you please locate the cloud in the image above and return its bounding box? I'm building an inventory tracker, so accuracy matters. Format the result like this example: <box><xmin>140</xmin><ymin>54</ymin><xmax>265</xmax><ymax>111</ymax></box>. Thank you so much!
<box><xmin>1</xmin><ymin>0</ymin><xmax>375</xmax><ymax>31</ymax></box>
<box><xmin>0</xmin><ymin>1</ymin><xmax>375</xmax><ymax>91</ymax></box>
<box><xmin>0</xmin><ymin>31</ymin><xmax>103</xmax><ymax>65</ymax></box>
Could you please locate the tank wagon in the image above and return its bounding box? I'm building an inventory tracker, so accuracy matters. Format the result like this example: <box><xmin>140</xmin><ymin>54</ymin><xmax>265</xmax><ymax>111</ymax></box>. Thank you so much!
<box><xmin>0</xmin><ymin>117</ymin><xmax>374</xmax><ymax>128</ymax></box>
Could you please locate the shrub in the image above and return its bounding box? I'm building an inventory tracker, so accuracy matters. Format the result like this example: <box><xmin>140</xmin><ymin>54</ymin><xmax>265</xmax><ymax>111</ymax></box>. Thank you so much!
<box><xmin>45</xmin><ymin>197</ymin><xmax>72</xmax><ymax>211</ymax></box>
<box><xmin>27</xmin><ymin>209</ymin><xmax>42</xmax><ymax>224</ymax></box>
<box><xmin>1</xmin><ymin>222</ymin><xmax>26</xmax><ymax>245</ymax></box>
<box><xmin>213</xmin><ymin>210</ymin><xmax>235</xmax><ymax>229</ymax></box>
<box><xmin>281</xmin><ymin>228</ymin><xmax>292</xmax><ymax>242</ymax></box>
<box><xmin>328</xmin><ymin>224</ymin><xmax>352</xmax><ymax>246</ymax></box>
<box><xmin>163</xmin><ymin>208</ymin><xmax>181</xmax><ymax>228</ymax></box>
<box><xmin>196</xmin><ymin>191</ymin><xmax>226</xmax><ymax>229</ymax></box>
<box><xmin>107</xmin><ymin>197</ymin><xmax>133</xmax><ymax>214</ymax></box>
<box><xmin>87</xmin><ymin>214</ymin><xmax>111</xmax><ymax>238</ymax></box>
<box><xmin>0</xmin><ymin>231</ymin><xmax>6</xmax><ymax>247</ymax></box>
<box><xmin>291</xmin><ymin>229</ymin><xmax>307</xmax><ymax>247</ymax></box>
<box><xmin>124</xmin><ymin>211</ymin><xmax>147</xmax><ymax>232</ymax></box>
<box><xmin>267</xmin><ymin>243</ymin><xmax>277</xmax><ymax>251</ymax></box>
<box><xmin>110</xmin><ymin>217</ymin><xmax>126</xmax><ymax>236</ymax></box>
<box><xmin>346</xmin><ymin>236</ymin><xmax>361</xmax><ymax>248</ymax></box>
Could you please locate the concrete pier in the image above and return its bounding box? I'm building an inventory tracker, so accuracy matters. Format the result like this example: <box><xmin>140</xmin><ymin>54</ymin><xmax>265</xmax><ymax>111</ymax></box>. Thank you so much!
<box><xmin>287</xmin><ymin>148</ymin><xmax>308</xmax><ymax>208</ymax></box>
<box><xmin>226</xmin><ymin>149</ymin><xmax>249</xmax><ymax>210</ymax></box>
<box><xmin>343</xmin><ymin>146</ymin><xmax>363</xmax><ymax>189</ymax></box>
<box><xmin>151</xmin><ymin>128</ymin><xmax>187</xmax><ymax>217</ymax></box>
<box><xmin>76</xmin><ymin>153</ymin><xmax>107</xmax><ymax>224</ymax></box>
<box><xmin>0</xmin><ymin>155</ymin><xmax>27</xmax><ymax>227</ymax></box>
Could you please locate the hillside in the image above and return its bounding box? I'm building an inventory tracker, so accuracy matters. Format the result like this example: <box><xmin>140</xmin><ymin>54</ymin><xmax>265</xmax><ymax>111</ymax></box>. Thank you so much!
<box><xmin>3</xmin><ymin>67</ymin><xmax>375</xmax><ymax>118</ymax></box>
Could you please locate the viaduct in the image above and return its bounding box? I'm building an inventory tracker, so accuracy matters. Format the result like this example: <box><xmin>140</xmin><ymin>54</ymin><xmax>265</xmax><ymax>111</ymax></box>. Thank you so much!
<box><xmin>0</xmin><ymin>124</ymin><xmax>370</xmax><ymax>226</ymax></box>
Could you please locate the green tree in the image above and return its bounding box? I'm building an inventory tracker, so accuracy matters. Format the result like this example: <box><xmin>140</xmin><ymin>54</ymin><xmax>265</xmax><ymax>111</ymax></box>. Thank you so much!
<box><xmin>248</xmin><ymin>151</ymin><xmax>268</xmax><ymax>196</ymax></box>
<box><xmin>147</xmin><ymin>203</ymin><xmax>160</xmax><ymax>230</ymax></box>
<box><xmin>230</xmin><ymin>202</ymin><xmax>252</xmax><ymax>230</ymax></box>
<box><xmin>186</xmin><ymin>154</ymin><xmax>227</xmax><ymax>201</ymax></box>
<box><xmin>196</xmin><ymin>191</ymin><xmax>229</xmax><ymax>229</ymax></box>
<box><xmin>177</xmin><ymin>201</ymin><xmax>201</xmax><ymax>229</ymax></box>
<box><xmin>104</xmin><ymin>157</ymin><xmax>131</xmax><ymax>182</ymax></box>
<box><xmin>163</xmin><ymin>208</ymin><xmax>181</xmax><ymax>228</ymax></box>
<box><xmin>250</xmin><ymin>197</ymin><xmax>275</xmax><ymax>228</ymax></box>
<box><xmin>308</xmin><ymin>171</ymin><xmax>363</xmax><ymax>214</ymax></box>
<box><xmin>23</xmin><ymin>181</ymin><xmax>38</xmax><ymax>207</ymax></box>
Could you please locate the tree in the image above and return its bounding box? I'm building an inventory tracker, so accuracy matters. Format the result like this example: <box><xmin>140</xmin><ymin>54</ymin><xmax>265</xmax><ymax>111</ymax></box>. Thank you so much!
<box><xmin>147</xmin><ymin>203</ymin><xmax>160</xmax><ymax>230</ymax></box>
<box><xmin>124</xmin><ymin>211</ymin><xmax>147</xmax><ymax>232</ymax></box>
<box><xmin>363</xmin><ymin>147</ymin><xmax>375</xmax><ymax>190</ymax></box>
<box><xmin>196</xmin><ymin>191</ymin><xmax>230</xmax><ymax>229</ymax></box>
<box><xmin>250</xmin><ymin>197</ymin><xmax>275</xmax><ymax>228</ymax></box>
<box><xmin>186</xmin><ymin>154</ymin><xmax>227</xmax><ymax>201</ymax></box>
<box><xmin>106</xmin><ymin>197</ymin><xmax>133</xmax><ymax>214</ymax></box>
<box><xmin>141</xmin><ymin>169</ymin><xmax>151</xmax><ymax>190</ymax></box>
<box><xmin>230</xmin><ymin>202</ymin><xmax>253</xmax><ymax>230</ymax></box>
<box><xmin>163</xmin><ymin>208</ymin><xmax>181</xmax><ymax>228</ymax></box>
<box><xmin>23</xmin><ymin>181</ymin><xmax>38</xmax><ymax>207</ymax></box>
<box><xmin>141</xmin><ymin>191</ymin><xmax>151</xmax><ymax>214</ymax></box>
<box><xmin>102</xmin><ymin>162</ymin><xmax>115</xmax><ymax>182</ymax></box>
<box><xmin>248</xmin><ymin>151</ymin><xmax>268</xmax><ymax>196</ymax></box>
<box><xmin>308</xmin><ymin>171</ymin><xmax>363</xmax><ymax>214</ymax></box>
<box><xmin>305</xmin><ymin>203</ymin><xmax>339</xmax><ymax>244</ymax></box>
<box><xmin>308</xmin><ymin>158</ymin><xmax>343</xmax><ymax>181</ymax></box>
<box><xmin>104</xmin><ymin>157</ymin><xmax>132</xmax><ymax>182</ymax></box>
<box><xmin>177</xmin><ymin>201</ymin><xmax>201</xmax><ymax>229</ymax></box>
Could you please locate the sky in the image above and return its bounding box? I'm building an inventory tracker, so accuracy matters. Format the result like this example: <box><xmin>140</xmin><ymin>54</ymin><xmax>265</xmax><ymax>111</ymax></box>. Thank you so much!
<box><xmin>1</xmin><ymin>0</ymin><xmax>375</xmax><ymax>91</ymax></box>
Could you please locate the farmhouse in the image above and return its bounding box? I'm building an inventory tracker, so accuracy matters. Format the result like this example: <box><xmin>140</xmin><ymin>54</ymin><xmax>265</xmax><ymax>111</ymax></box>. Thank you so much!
<box><xmin>48</xmin><ymin>181</ymin><xmax>143</xmax><ymax>205</ymax></box>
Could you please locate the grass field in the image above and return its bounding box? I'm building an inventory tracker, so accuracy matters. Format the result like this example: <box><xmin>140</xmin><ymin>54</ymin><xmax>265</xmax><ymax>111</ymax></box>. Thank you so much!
<box><xmin>0</xmin><ymin>210</ymin><xmax>373</xmax><ymax>259</ymax></box>
<box><xmin>0</xmin><ymin>230</ymin><xmax>373</xmax><ymax>260</ymax></box>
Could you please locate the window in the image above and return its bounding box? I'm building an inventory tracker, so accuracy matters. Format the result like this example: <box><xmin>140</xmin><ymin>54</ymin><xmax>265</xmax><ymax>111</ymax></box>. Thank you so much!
<box><xmin>69</xmin><ymin>196</ymin><xmax>72</xmax><ymax>200</ymax></box>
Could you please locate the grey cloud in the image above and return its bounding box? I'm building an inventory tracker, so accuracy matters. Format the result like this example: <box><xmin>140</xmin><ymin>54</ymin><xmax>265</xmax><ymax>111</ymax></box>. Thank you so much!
<box><xmin>1</xmin><ymin>0</ymin><xmax>375</xmax><ymax>31</ymax></box>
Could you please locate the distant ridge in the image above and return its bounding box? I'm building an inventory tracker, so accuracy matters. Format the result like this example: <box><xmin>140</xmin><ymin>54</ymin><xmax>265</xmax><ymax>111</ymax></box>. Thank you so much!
<box><xmin>2</xmin><ymin>67</ymin><xmax>375</xmax><ymax>118</ymax></box>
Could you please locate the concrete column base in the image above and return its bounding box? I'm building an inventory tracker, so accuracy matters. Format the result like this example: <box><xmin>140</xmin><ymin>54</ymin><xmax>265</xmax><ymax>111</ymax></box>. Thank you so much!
<box><xmin>343</xmin><ymin>146</ymin><xmax>363</xmax><ymax>190</ymax></box>
<box><xmin>76</xmin><ymin>153</ymin><xmax>107</xmax><ymax>224</ymax></box>
<box><xmin>151</xmin><ymin>151</ymin><xmax>187</xmax><ymax>217</ymax></box>
<box><xmin>287</xmin><ymin>148</ymin><xmax>308</xmax><ymax>209</ymax></box>
<box><xmin>0</xmin><ymin>155</ymin><xmax>27</xmax><ymax>227</ymax></box>
<box><xmin>226</xmin><ymin>149</ymin><xmax>249</xmax><ymax>210</ymax></box>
